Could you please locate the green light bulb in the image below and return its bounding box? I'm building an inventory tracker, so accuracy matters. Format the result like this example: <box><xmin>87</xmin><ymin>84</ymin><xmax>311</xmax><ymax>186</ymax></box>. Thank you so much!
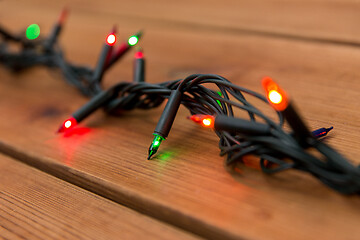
<box><xmin>216</xmin><ymin>91</ymin><xmax>223</xmax><ymax>107</ymax></box>
<box><xmin>26</xmin><ymin>24</ymin><xmax>40</xmax><ymax>40</ymax></box>
<box><xmin>128</xmin><ymin>36</ymin><xmax>138</xmax><ymax>46</ymax></box>
<box><xmin>153</xmin><ymin>140</ymin><xmax>161</xmax><ymax>147</ymax></box>
<box><xmin>148</xmin><ymin>134</ymin><xmax>164</xmax><ymax>160</ymax></box>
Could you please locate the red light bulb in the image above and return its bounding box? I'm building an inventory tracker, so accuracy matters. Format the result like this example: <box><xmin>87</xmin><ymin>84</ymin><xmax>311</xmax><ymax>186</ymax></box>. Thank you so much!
<box><xmin>58</xmin><ymin>7</ymin><xmax>69</xmax><ymax>25</ymax></box>
<box><xmin>64</xmin><ymin>119</ymin><xmax>72</xmax><ymax>128</ymax></box>
<box><xmin>134</xmin><ymin>50</ymin><xmax>144</xmax><ymax>59</ymax></box>
<box><xmin>106</xmin><ymin>34</ymin><xmax>116</xmax><ymax>46</ymax></box>
<box><xmin>57</xmin><ymin>117</ymin><xmax>77</xmax><ymax>133</ymax></box>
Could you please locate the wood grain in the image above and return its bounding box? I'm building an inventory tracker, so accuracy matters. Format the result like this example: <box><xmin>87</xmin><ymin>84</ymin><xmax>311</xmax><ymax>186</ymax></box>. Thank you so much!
<box><xmin>1</xmin><ymin>1</ymin><xmax>360</xmax><ymax>240</ymax></box>
<box><xmin>3</xmin><ymin>0</ymin><xmax>360</xmax><ymax>45</ymax></box>
<box><xmin>0</xmin><ymin>154</ymin><xmax>200</xmax><ymax>240</ymax></box>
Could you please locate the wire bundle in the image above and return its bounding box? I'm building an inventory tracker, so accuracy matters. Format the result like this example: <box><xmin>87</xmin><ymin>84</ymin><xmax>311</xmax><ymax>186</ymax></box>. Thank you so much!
<box><xmin>1</xmin><ymin>10</ymin><xmax>360</xmax><ymax>194</ymax></box>
<box><xmin>0</xmin><ymin>9</ymin><xmax>141</xmax><ymax>97</ymax></box>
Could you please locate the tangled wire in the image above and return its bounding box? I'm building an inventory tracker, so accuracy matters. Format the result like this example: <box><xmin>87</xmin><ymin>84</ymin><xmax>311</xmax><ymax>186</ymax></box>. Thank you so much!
<box><xmin>1</xmin><ymin>11</ymin><xmax>360</xmax><ymax>194</ymax></box>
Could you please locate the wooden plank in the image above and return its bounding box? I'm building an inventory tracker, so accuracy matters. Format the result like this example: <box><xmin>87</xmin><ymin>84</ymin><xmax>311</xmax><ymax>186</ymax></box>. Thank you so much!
<box><xmin>0</xmin><ymin>154</ymin><xmax>200</xmax><ymax>240</ymax></box>
<box><xmin>1</xmin><ymin>2</ymin><xmax>360</xmax><ymax>240</ymax></box>
<box><xmin>3</xmin><ymin>0</ymin><xmax>360</xmax><ymax>45</ymax></box>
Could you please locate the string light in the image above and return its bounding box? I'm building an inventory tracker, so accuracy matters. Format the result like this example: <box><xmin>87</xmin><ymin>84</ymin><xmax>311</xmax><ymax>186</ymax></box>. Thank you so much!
<box><xmin>25</xmin><ymin>24</ymin><xmax>40</xmax><ymax>40</ymax></box>
<box><xmin>128</xmin><ymin>36</ymin><xmax>139</xmax><ymax>46</ymax></box>
<box><xmin>105</xmin><ymin>31</ymin><xmax>143</xmax><ymax>70</ymax></box>
<box><xmin>64</xmin><ymin>120</ymin><xmax>72</xmax><ymax>128</ymax></box>
<box><xmin>148</xmin><ymin>134</ymin><xmax>164</xmax><ymax>160</ymax></box>
<box><xmin>202</xmin><ymin>118</ymin><xmax>212</xmax><ymax>127</ymax></box>
<box><xmin>268</xmin><ymin>90</ymin><xmax>282</xmax><ymax>104</ymax></box>
<box><xmin>106</xmin><ymin>33</ymin><xmax>116</xmax><ymax>46</ymax></box>
<box><xmin>1</xmin><ymin>10</ymin><xmax>360</xmax><ymax>194</ymax></box>
<box><xmin>190</xmin><ymin>114</ymin><xmax>332</xmax><ymax>138</ymax></box>
<box><xmin>133</xmin><ymin>48</ymin><xmax>145</xmax><ymax>83</ymax></box>
<box><xmin>262</xmin><ymin>77</ymin><xmax>288</xmax><ymax>111</ymax></box>
<box><xmin>190</xmin><ymin>115</ymin><xmax>215</xmax><ymax>128</ymax></box>
<box><xmin>58</xmin><ymin>117</ymin><xmax>77</xmax><ymax>133</ymax></box>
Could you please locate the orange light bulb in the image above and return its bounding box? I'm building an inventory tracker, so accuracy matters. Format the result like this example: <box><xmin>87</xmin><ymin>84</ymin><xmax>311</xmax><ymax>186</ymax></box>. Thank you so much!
<box><xmin>262</xmin><ymin>77</ymin><xmax>289</xmax><ymax>111</ymax></box>
<box><xmin>268</xmin><ymin>90</ymin><xmax>282</xmax><ymax>104</ymax></box>
<box><xmin>202</xmin><ymin>118</ymin><xmax>212</xmax><ymax>127</ymax></box>
<box><xmin>189</xmin><ymin>115</ymin><xmax>215</xmax><ymax>128</ymax></box>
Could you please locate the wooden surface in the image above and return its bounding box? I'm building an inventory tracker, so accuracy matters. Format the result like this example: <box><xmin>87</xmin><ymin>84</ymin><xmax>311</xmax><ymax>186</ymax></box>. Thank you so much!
<box><xmin>1</xmin><ymin>0</ymin><xmax>360</xmax><ymax>239</ymax></box>
<box><xmin>0</xmin><ymin>154</ymin><xmax>200</xmax><ymax>240</ymax></box>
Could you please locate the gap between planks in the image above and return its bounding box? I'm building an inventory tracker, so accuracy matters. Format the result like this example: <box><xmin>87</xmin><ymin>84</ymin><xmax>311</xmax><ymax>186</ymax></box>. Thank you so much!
<box><xmin>0</xmin><ymin>153</ymin><xmax>202</xmax><ymax>240</ymax></box>
<box><xmin>0</xmin><ymin>141</ymin><xmax>242</xmax><ymax>240</ymax></box>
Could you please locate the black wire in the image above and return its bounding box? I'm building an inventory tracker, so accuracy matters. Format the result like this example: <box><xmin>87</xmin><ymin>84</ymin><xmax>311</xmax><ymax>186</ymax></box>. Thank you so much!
<box><xmin>1</xmin><ymin>24</ymin><xmax>360</xmax><ymax>194</ymax></box>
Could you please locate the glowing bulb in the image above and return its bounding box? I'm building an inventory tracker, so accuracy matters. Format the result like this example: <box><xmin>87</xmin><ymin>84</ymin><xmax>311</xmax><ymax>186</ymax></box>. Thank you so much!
<box><xmin>262</xmin><ymin>77</ymin><xmax>289</xmax><ymax>111</ymax></box>
<box><xmin>216</xmin><ymin>91</ymin><xmax>223</xmax><ymax>107</ymax></box>
<box><xmin>202</xmin><ymin>118</ymin><xmax>212</xmax><ymax>127</ymax></box>
<box><xmin>57</xmin><ymin>117</ymin><xmax>77</xmax><ymax>133</ymax></box>
<box><xmin>128</xmin><ymin>36</ymin><xmax>138</xmax><ymax>46</ymax></box>
<box><xmin>153</xmin><ymin>140</ymin><xmax>160</xmax><ymax>147</ymax></box>
<box><xmin>189</xmin><ymin>114</ymin><xmax>215</xmax><ymax>128</ymax></box>
<box><xmin>64</xmin><ymin>120</ymin><xmax>72</xmax><ymax>128</ymax></box>
<box><xmin>268</xmin><ymin>90</ymin><xmax>282</xmax><ymax>104</ymax></box>
<box><xmin>148</xmin><ymin>134</ymin><xmax>164</xmax><ymax>160</ymax></box>
<box><xmin>106</xmin><ymin>34</ymin><xmax>116</xmax><ymax>45</ymax></box>
<box><xmin>134</xmin><ymin>51</ymin><xmax>144</xmax><ymax>59</ymax></box>
<box><xmin>26</xmin><ymin>24</ymin><xmax>40</xmax><ymax>40</ymax></box>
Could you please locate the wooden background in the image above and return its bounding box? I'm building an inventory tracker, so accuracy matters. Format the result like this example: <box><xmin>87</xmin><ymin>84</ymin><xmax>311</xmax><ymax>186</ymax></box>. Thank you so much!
<box><xmin>1</xmin><ymin>0</ymin><xmax>360</xmax><ymax>239</ymax></box>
